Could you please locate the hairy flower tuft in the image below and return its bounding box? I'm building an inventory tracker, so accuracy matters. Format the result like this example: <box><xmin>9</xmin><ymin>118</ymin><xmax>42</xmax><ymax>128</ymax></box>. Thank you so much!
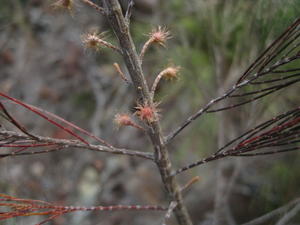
<box><xmin>114</xmin><ymin>114</ymin><xmax>144</xmax><ymax>130</ymax></box>
<box><xmin>82</xmin><ymin>32</ymin><xmax>120</xmax><ymax>52</ymax></box>
<box><xmin>114</xmin><ymin>114</ymin><xmax>133</xmax><ymax>127</ymax></box>
<box><xmin>140</xmin><ymin>26</ymin><xmax>172</xmax><ymax>61</ymax></box>
<box><xmin>149</xmin><ymin>26</ymin><xmax>171</xmax><ymax>47</ymax></box>
<box><xmin>135</xmin><ymin>102</ymin><xmax>160</xmax><ymax>123</ymax></box>
<box><xmin>82</xmin><ymin>32</ymin><xmax>106</xmax><ymax>51</ymax></box>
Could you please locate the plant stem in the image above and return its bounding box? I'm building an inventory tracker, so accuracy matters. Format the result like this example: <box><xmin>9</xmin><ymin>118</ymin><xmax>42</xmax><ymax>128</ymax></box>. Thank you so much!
<box><xmin>103</xmin><ymin>1</ymin><xmax>193</xmax><ymax>224</ymax></box>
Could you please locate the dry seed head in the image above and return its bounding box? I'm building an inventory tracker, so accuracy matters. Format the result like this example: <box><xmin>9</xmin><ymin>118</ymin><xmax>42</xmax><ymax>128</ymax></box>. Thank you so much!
<box><xmin>149</xmin><ymin>26</ymin><xmax>171</xmax><ymax>47</ymax></box>
<box><xmin>82</xmin><ymin>31</ymin><xmax>120</xmax><ymax>52</ymax></box>
<box><xmin>162</xmin><ymin>66</ymin><xmax>181</xmax><ymax>80</ymax></box>
<box><xmin>135</xmin><ymin>102</ymin><xmax>160</xmax><ymax>123</ymax></box>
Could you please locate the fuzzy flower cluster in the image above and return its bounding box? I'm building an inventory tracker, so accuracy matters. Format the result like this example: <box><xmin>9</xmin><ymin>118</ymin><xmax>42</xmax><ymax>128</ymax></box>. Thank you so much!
<box><xmin>114</xmin><ymin>114</ymin><xmax>144</xmax><ymax>130</ymax></box>
<box><xmin>161</xmin><ymin>66</ymin><xmax>181</xmax><ymax>80</ymax></box>
<box><xmin>149</xmin><ymin>26</ymin><xmax>172</xmax><ymax>47</ymax></box>
<box><xmin>114</xmin><ymin>114</ymin><xmax>133</xmax><ymax>127</ymax></box>
<box><xmin>135</xmin><ymin>102</ymin><xmax>160</xmax><ymax>123</ymax></box>
<box><xmin>82</xmin><ymin>31</ymin><xmax>120</xmax><ymax>53</ymax></box>
<box><xmin>82</xmin><ymin>32</ymin><xmax>107</xmax><ymax>51</ymax></box>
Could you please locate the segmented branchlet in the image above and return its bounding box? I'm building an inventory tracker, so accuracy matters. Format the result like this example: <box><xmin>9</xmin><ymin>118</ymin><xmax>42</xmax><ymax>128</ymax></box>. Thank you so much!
<box><xmin>0</xmin><ymin>98</ymin><xmax>153</xmax><ymax>160</ymax></box>
<box><xmin>174</xmin><ymin>107</ymin><xmax>300</xmax><ymax>176</ymax></box>
<box><xmin>0</xmin><ymin>194</ymin><xmax>166</xmax><ymax>225</ymax></box>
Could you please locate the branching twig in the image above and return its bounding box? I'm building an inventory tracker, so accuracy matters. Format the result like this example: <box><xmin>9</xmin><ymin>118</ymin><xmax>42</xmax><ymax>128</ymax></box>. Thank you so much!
<box><xmin>0</xmin><ymin>102</ymin><xmax>37</xmax><ymax>139</ymax></box>
<box><xmin>173</xmin><ymin>107</ymin><xmax>300</xmax><ymax>175</ymax></box>
<box><xmin>0</xmin><ymin>92</ymin><xmax>113</xmax><ymax>147</ymax></box>
<box><xmin>0</xmin><ymin>130</ymin><xmax>154</xmax><ymax>160</ymax></box>
<box><xmin>80</xmin><ymin>0</ymin><xmax>105</xmax><ymax>14</ymax></box>
<box><xmin>0</xmin><ymin>194</ymin><xmax>166</xmax><ymax>224</ymax></box>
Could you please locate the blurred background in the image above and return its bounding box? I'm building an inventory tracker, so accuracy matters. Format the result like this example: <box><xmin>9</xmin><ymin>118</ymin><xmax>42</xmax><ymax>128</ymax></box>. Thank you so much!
<box><xmin>0</xmin><ymin>0</ymin><xmax>299</xmax><ymax>224</ymax></box>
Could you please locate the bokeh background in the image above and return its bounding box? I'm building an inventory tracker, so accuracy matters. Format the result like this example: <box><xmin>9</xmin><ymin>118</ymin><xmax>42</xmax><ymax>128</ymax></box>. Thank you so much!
<box><xmin>0</xmin><ymin>0</ymin><xmax>299</xmax><ymax>224</ymax></box>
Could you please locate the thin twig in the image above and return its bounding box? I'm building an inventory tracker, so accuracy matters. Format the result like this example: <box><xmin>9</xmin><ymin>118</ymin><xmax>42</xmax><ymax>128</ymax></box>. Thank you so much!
<box><xmin>162</xmin><ymin>201</ymin><xmax>178</xmax><ymax>225</ymax></box>
<box><xmin>275</xmin><ymin>202</ymin><xmax>300</xmax><ymax>225</ymax></box>
<box><xmin>0</xmin><ymin>93</ymin><xmax>113</xmax><ymax>147</ymax></box>
<box><xmin>164</xmin><ymin>86</ymin><xmax>239</xmax><ymax>144</ymax></box>
<box><xmin>125</xmin><ymin>0</ymin><xmax>134</xmax><ymax>24</ymax></box>
<box><xmin>0</xmin><ymin>92</ymin><xmax>90</xmax><ymax>145</ymax></box>
<box><xmin>0</xmin><ymin>102</ymin><xmax>37</xmax><ymax>140</ymax></box>
<box><xmin>80</xmin><ymin>0</ymin><xmax>105</xmax><ymax>13</ymax></box>
<box><xmin>165</xmin><ymin>18</ymin><xmax>300</xmax><ymax>144</ymax></box>
<box><xmin>173</xmin><ymin>107</ymin><xmax>300</xmax><ymax>175</ymax></box>
<box><xmin>0</xmin><ymin>193</ymin><xmax>167</xmax><ymax>224</ymax></box>
<box><xmin>113</xmin><ymin>62</ymin><xmax>130</xmax><ymax>83</ymax></box>
<box><xmin>0</xmin><ymin>130</ymin><xmax>154</xmax><ymax>160</ymax></box>
<box><xmin>140</xmin><ymin>38</ymin><xmax>153</xmax><ymax>63</ymax></box>
<box><xmin>0</xmin><ymin>147</ymin><xmax>66</xmax><ymax>158</ymax></box>
<box><xmin>180</xmin><ymin>176</ymin><xmax>200</xmax><ymax>193</ymax></box>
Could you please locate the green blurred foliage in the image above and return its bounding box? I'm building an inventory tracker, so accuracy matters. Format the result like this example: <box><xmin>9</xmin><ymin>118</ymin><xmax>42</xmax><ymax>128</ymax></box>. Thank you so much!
<box><xmin>0</xmin><ymin>0</ymin><xmax>13</xmax><ymax>26</ymax></box>
<box><xmin>71</xmin><ymin>91</ymin><xmax>96</xmax><ymax>119</ymax></box>
<box><xmin>250</xmin><ymin>157</ymin><xmax>300</xmax><ymax>222</ymax></box>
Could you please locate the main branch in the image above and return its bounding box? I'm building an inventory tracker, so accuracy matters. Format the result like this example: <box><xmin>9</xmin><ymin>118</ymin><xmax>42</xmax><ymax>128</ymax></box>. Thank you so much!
<box><xmin>102</xmin><ymin>1</ymin><xmax>193</xmax><ymax>225</ymax></box>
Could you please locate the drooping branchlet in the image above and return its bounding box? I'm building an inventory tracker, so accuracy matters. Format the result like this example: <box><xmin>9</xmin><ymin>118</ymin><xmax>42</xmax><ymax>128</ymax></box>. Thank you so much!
<box><xmin>151</xmin><ymin>66</ymin><xmax>181</xmax><ymax>99</ymax></box>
